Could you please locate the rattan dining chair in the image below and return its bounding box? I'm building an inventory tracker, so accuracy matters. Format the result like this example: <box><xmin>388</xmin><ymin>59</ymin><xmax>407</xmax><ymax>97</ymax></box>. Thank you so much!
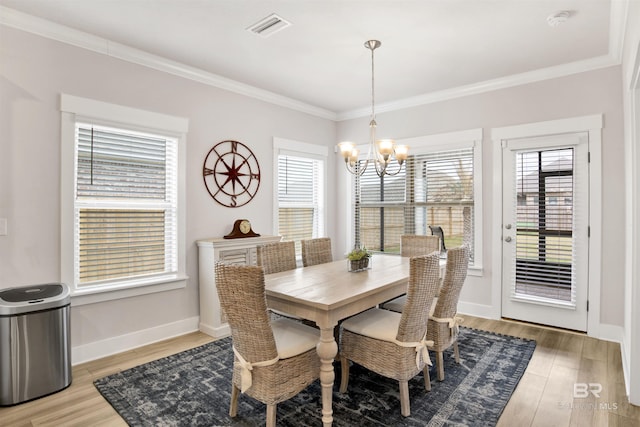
<box><xmin>400</xmin><ymin>234</ymin><xmax>440</xmax><ymax>257</ymax></box>
<box><xmin>427</xmin><ymin>245</ymin><xmax>469</xmax><ymax>381</ymax></box>
<box><xmin>257</xmin><ymin>240</ymin><xmax>297</xmax><ymax>274</ymax></box>
<box><xmin>339</xmin><ymin>253</ymin><xmax>441</xmax><ymax>417</ymax></box>
<box><xmin>215</xmin><ymin>262</ymin><xmax>320</xmax><ymax>427</ymax></box>
<box><xmin>301</xmin><ymin>237</ymin><xmax>333</xmax><ymax>267</ymax></box>
<box><xmin>257</xmin><ymin>240</ymin><xmax>307</xmax><ymax>321</ymax></box>
<box><xmin>381</xmin><ymin>234</ymin><xmax>440</xmax><ymax>312</ymax></box>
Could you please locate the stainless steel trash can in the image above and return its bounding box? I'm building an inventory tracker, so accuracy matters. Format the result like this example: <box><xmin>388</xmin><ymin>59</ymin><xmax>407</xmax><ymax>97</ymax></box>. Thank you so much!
<box><xmin>0</xmin><ymin>283</ymin><xmax>71</xmax><ymax>406</ymax></box>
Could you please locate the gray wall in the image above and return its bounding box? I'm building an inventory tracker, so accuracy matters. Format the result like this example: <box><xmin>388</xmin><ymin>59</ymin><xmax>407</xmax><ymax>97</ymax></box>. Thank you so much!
<box><xmin>0</xmin><ymin>22</ymin><xmax>627</xmax><ymax>363</ymax></box>
<box><xmin>0</xmin><ymin>26</ymin><xmax>336</xmax><ymax>356</ymax></box>
<box><xmin>336</xmin><ymin>66</ymin><xmax>625</xmax><ymax>327</ymax></box>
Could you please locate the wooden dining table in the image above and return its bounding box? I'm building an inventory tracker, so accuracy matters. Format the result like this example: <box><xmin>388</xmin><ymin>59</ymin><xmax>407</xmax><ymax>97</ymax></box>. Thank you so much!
<box><xmin>264</xmin><ymin>254</ymin><xmax>411</xmax><ymax>427</ymax></box>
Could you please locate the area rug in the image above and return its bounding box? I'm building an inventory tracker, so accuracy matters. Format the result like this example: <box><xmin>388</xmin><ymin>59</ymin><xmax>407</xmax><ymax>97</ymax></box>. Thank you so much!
<box><xmin>94</xmin><ymin>327</ymin><xmax>536</xmax><ymax>426</ymax></box>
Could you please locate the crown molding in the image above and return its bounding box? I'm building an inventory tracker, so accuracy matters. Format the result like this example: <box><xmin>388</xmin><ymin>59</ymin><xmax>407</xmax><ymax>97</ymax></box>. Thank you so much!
<box><xmin>337</xmin><ymin>0</ymin><xmax>628</xmax><ymax>121</ymax></box>
<box><xmin>336</xmin><ymin>54</ymin><xmax>620</xmax><ymax>121</ymax></box>
<box><xmin>608</xmin><ymin>0</ymin><xmax>628</xmax><ymax>64</ymax></box>
<box><xmin>0</xmin><ymin>6</ymin><xmax>337</xmax><ymax>121</ymax></box>
<box><xmin>1</xmin><ymin>2</ymin><xmax>626</xmax><ymax>123</ymax></box>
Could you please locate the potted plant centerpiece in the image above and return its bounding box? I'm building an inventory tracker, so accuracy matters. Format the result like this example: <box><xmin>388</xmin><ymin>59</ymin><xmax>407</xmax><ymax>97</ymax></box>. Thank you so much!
<box><xmin>347</xmin><ymin>246</ymin><xmax>372</xmax><ymax>272</ymax></box>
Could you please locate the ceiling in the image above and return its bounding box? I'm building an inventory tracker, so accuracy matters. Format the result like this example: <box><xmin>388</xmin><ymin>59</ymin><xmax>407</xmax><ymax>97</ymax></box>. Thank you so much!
<box><xmin>0</xmin><ymin>1</ymin><xmax>622</xmax><ymax>120</ymax></box>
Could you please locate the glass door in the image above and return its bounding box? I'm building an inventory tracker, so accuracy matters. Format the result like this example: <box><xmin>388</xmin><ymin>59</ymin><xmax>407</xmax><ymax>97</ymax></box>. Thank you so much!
<box><xmin>502</xmin><ymin>133</ymin><xmax>589</xmax><ymax>331</ymax></box>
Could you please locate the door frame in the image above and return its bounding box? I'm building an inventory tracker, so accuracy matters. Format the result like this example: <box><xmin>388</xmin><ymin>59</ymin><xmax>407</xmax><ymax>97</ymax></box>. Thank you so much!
<box><xmin>491</xmin><ymin>114</ymin><xmax>602</xmax><ymax>336</ymax></box>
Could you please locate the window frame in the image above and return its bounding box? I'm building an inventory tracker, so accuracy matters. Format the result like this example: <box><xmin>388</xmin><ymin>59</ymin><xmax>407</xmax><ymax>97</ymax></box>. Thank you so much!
<box><xmin>346</xmin><ymin>128</ymin><xmax>483</xmax><ymax>274</ymax></box>
<box><xmin>60</xmin><ymin>94</ymin><xmax>188</xmax><ymax>305</ymax></box>
<box><xmin>273</xmin><ymin>137</ymin><xmax>328</xmax><ymax>259</ymax></box>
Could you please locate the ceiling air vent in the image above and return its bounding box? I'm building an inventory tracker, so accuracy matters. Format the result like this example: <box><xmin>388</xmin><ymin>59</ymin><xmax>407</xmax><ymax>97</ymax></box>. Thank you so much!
<box><xmin>246</xmin><ymin>13</ymin><xmax>291</xmax><ymax>38</ymax></box>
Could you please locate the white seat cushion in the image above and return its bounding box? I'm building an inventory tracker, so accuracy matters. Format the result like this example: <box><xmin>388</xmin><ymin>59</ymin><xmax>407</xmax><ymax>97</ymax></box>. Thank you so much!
<box><xmin>382</xmin><ymin>295</ymin><xmax>438</xmax><ymax>316</ymax></box>
<box><xmin>341</xmin><ymin>308</ymin><xmax>401</xmax><ymax>343</ymax></box>
<box><xmin>381</xmin><ymin>295</ymin><xmax>406</xmax><ymax>313</ymax></box>
<box><xmin>271</xmin><ymin>318</ymin><xmax>320</xmax><ymax>359</ymax></box>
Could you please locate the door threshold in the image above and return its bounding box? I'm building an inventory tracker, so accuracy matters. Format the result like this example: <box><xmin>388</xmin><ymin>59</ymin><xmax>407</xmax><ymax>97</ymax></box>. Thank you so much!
<box><xmin>500</xmin><ymin>317</ymin><xmax>586</xmax><ymax>335</ymax></box>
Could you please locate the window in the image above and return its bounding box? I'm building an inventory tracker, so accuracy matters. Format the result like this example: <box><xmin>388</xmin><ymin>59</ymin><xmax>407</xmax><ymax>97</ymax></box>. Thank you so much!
<box><xmin>352</xmin><ymin>129</ymin><xmax>482</xmax><ymax>268</ymax></box>
<box><xmin>61</xmin><ymin>94</ymin><xmax>188</xmax><ymax>301</ymax></box>
<box><xmin>75</xmin><ymin>124</ymin><xmax>178</xmax><ymax>285</ymax></box>
<box><xmin>274</xmin><ymin>138</ymin><xmax>327</xmax><ymax>257</ymax></box>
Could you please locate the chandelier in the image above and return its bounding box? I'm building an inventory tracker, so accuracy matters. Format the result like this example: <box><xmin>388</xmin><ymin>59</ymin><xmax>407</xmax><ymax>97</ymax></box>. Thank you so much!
<box><xmin>338</xmin><ymin>40</ymin><xmax>408</xmax><ymax>177</ymax></box>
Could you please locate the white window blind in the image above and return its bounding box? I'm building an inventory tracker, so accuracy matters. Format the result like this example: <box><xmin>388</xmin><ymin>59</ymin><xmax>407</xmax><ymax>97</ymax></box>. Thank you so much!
<box><xmin>74</xmin><ymin>123</ymin><xmax>178</xmax><ymax>286</ymax></box>
<box><xmin>355</xmin><ymin>147</ymin><xmax>474</xmax><ymax>260</ymax></box>
<box><xmin>513</xmin><ymin>148</ymin><xmax>576</xmax><ymax>304</ymax></box>
<box><xmin>277</xmin><ymin>154</ymin><xmax>324</xmax><ymax>256</ymax></box>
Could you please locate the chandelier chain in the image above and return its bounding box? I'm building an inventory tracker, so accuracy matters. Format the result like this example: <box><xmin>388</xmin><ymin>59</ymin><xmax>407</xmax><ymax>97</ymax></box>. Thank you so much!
<box><xmin>371</xmin><ymin>43</ymin><xmax>375</xmax><ymax>122</ymax></box>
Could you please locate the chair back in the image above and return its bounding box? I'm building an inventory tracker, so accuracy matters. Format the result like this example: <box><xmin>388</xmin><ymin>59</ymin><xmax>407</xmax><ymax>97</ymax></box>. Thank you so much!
<box><xmin>215</xmin><ymin>262</ymin><xmax>278</xmax><ymax>362</ymax></box>
<box><xmin>428</xmin><ymin>226</ymin><xmax>447</xmax><ymax>252</ymax></box>
<box><xmin>432</xmin><ymin>245</ymin><xmax>469</xmax><ymax>319</ymax></box>
<box><xmin>400</xmin><ymin>235</ymin><xmax>440</xmax><ymax>257</ymax></box>
<box><xmin>301</xmin><ymin>237</ymin><xmax>333</xmax><ymax>267</ymax></box>
<box><xmin>257</xmin><ymin>241</ymin><xmax>297</xmax><ymax>274</ymax></box>
<box><xmin>396</xmin><ymin>253</ymin><xmax>440</xmax><ymax>343</ymax></box>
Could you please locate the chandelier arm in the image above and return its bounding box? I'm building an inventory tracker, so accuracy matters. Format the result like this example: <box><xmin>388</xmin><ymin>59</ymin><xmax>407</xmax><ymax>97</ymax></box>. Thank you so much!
<box><xmin>344</xmin><ymin>159</ymin><xmax>368</xmax><ymax>176</ymax></box>
<box><xmin>379</xmin><ymin>162</ymin><xmax>404</xmax><ymax>176</ymax></box>
<box><xmin>374</xmin><ymin>159</ymin><xmax>387</xmax><ymax>177</ymax></box>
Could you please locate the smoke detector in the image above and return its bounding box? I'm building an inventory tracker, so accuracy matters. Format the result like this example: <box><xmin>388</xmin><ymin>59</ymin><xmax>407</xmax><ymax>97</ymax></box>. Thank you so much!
<box><xmin>247</xmin><ymin>13</ymin><xmax>291</xmax><ymax>38</ymax></box>
<box><xmin>547</xmin><ymin>11</ymin><xmax>571</xmax><ymax>27</ymax></box>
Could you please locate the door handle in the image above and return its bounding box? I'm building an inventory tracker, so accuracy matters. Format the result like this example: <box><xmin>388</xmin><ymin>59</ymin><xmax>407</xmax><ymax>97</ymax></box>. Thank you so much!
<box><xmin>504</xmin><ymin>236</ymin><xmax>512</xmax><ymax>242</ymax></box>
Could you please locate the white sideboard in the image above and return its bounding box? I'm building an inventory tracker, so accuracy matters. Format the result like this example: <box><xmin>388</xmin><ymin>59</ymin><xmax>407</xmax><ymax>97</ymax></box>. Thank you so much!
<box><xmin>197</xmin><ymin>235</ymin><xmax>282</xmax><ymax>338</ymax></box>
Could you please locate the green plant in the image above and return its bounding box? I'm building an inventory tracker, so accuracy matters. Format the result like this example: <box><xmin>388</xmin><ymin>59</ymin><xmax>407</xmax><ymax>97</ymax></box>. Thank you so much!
<box><xmin>347</xmin><ymin>247</ymin><xmax>372</xmax><ymax>261</ymax></box>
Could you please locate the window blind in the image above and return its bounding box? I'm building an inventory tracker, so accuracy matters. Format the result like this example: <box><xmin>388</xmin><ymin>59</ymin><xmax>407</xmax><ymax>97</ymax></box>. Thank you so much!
<box><xmin>75</xmin><ymin>123</ymin><xmax>178</xmax><ymax>285</ymax></box>
<box><xmin>512</xmin><ymin>148</ymin><xmax>576</xmax><ymax>305</ymax></box>
<box><xmin>277</xmin><ymin>154</ymin><xmax>323</xmax><ymax>256</ymax></box>
<box><xmin>355</xmin><ymin>147</ymin><xmax>474</xmax><ymax>258</ymax></box>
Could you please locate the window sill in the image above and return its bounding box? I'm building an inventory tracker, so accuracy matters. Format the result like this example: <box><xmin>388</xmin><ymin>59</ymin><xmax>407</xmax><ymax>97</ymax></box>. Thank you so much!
<box><xmin>467</xmin><ymin>265</ymin><xmax>483</xmax><ymax>277</ymax></box>
<box><xmin>70</xmin><ymin>275</ymin><xmax>188</xmax><ymax>307</ymax></box>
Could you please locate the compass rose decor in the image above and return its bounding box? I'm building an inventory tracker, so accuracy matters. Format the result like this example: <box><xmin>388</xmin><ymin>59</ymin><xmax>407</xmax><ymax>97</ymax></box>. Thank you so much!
<box><xmin>202</xmin><ymin>140</ymin><xmax>261</xmax><ymax>207</ymax></box>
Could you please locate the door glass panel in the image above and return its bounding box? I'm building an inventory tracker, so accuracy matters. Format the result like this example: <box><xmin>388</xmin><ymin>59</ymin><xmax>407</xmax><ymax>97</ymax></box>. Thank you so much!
<box><xmin>514</xmin><ymin>148</ymin><xmax>574</xmax><ymax>303</ymax></box>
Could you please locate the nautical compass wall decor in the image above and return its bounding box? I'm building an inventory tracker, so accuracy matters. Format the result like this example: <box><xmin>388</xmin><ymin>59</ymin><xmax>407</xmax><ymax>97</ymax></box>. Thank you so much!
<box><xmin>202</xmin><ymin>140</ymin><xmax>261</xmax><ymax>207</ymax></box>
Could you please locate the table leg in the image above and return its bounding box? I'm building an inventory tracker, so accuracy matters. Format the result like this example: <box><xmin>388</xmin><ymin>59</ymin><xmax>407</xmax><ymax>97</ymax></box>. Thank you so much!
<box><xmin>317</xmin><ymin>325</ymin><xmax>338</xmax><ymax>426</ymax></box>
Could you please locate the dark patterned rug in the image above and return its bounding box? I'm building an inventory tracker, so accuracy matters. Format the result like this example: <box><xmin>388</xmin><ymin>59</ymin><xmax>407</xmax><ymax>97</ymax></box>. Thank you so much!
<box><xmin>94</xmin><ymin>327</ymin><xmax>535</xmax><ymax>426</ymax></box>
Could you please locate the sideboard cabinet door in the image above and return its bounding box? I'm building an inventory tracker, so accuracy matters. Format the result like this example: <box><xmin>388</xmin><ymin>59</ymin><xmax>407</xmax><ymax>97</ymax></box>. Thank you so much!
<box><xmin>196</xmin><ymin>235</ymin><xmax>281</xmax><ymax>337</ymax></box>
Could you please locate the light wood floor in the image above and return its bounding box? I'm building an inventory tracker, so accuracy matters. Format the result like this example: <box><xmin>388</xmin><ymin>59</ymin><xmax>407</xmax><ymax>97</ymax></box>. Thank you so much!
<box><xmin>1</xmin><ymin>316</ymin><xmax>639</xmax><ymax>426</ymax></box>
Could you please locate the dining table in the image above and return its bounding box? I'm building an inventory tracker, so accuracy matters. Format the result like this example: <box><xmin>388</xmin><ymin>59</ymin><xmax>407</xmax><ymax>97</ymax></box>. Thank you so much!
<box><xmin>264</xmin><ymin>254</ymin><xmax>412</xmax><ymax>426</ymax></box>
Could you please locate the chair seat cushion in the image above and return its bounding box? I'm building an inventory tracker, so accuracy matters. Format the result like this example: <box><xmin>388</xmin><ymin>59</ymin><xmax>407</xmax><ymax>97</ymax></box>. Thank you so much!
<box><xmin>381</xmin><ymin>295</ymin><xmax>406</xmax><ymax>313</ymax></box>
<box><xmin>270</xmin><ymin>308</ymin><xmax>303</xmax><ymax>320</ymax></box>
<box><xmin>341</xmin><ymin>308</ymin><xmax>401</xmax><ymax>342</ymax></box>
<box><xmin>381</xmin><ymin>296</ymin><xmax>437</xmax><ymax>316</ymax></box>
<box><xmin>271</xmin><ymin>318</ymin><xmax>320</xmax><ymax>359</ymax></box>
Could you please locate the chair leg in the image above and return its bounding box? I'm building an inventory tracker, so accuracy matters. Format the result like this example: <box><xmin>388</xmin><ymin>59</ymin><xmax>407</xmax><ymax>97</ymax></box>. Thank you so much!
<box><xmin>229</xmin><ymin>383</ymin><xmax>240</xmax><ymax>417</ymax></box>
<box><xmin>423</xmin><ymin>366</ymin><xmax>431</xmax><ymax>392</ymax></box>
<box><xmin>436</xmin><ymin>351</ymin><xmax>445</xmax><ymax>381</ymax></box>
<box><xmin>339</xmin><ymin>356</ymin><xmax>350</xmax><ymax>393</ymax></box>
<box><xmin>399</xmin><ymin>380</ymin><xmax>410</xmax><ymax>417</ymax></box>
<box><xmin>266</xmin><ymin>404</ymin><xmax>277</xmax><ymax>427</ymax></box>
<box><xmin>453</xmin><ymin>341</ymin><xmax>460</xmax><ymax>363</ymax></box>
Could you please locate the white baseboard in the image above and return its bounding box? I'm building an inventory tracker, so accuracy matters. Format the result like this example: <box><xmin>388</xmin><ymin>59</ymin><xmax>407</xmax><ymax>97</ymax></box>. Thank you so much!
<box><xmin>598</xmin><ymin>324</ymin><xmax>635</xmax><ymax>403</ymax></box>
<box><xmin>71</xmin><ymin>316</ymin><xmax>200</xmax><ymax>365</ymax></box>
<box><xmin>458</xmin><ymin>301</ymin><xmax>498</xmax><ymax>320</ymax></box>
<box><xmin>198</xmin><ymin>321</ymin><xmax>231</xmax><ymax>339</ymax></box>
<box><xmin>596</xmin><ymin>323</ymin><xmax>624</xmax><ymax>343</ymax></box>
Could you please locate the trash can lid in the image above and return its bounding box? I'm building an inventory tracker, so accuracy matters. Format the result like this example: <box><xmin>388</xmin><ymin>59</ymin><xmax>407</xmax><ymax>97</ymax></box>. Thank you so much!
<box><xmin>0</xmin><ymin>283</ymin><xmax>71</xmax><ymax>316</ymax></box>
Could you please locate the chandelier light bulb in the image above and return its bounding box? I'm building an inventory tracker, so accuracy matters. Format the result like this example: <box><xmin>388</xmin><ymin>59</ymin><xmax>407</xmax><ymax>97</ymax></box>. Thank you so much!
<box><xmin>395</xmin><ymin>145</ymin><xmax>409</xmax><ymax>162</ymax></box>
